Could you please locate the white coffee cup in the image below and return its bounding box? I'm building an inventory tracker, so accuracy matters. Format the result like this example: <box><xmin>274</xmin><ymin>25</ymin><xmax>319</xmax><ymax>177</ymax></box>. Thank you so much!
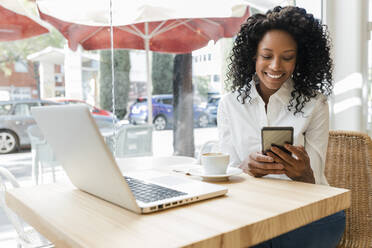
<box><xmin>200</xmin><ymin>152</ymin><xmax>230</xmax><ymax>175</ymax></box>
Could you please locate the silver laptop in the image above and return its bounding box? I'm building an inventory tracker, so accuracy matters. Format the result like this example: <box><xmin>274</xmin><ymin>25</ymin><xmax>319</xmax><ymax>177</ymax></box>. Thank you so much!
<box><xmin>31</xmin><ymin>105</ymin><xmax>227</xmax><ymax>214</ymax></box>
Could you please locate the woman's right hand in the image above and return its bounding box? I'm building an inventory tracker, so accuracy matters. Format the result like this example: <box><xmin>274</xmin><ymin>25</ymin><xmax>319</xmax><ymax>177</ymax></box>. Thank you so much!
<box><xmin>239</xmin><ymin>151</ymin><xmax>286</xmax><ymax>177</ymax></box>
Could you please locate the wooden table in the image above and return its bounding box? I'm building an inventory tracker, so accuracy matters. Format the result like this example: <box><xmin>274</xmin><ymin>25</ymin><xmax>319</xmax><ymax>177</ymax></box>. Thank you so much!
<box><xmin>5</xmin><ymin>163</ymin><xmax>350</xmax><ymax>248</ymax></box>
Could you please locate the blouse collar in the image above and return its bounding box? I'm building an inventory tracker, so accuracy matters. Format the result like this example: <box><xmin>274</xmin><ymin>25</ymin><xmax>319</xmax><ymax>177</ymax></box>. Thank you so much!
<box><xmin>250</xmin><ymin>77</ymin><xmax>294</xmax><ymax>105</ymax></box>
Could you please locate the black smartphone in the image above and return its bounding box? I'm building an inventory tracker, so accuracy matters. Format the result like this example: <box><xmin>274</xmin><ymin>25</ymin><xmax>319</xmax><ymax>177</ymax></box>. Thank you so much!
<box><xmin>261</xmin><ymin>127</ymin><xmax>294</xmax><ymax>155</ymax></box>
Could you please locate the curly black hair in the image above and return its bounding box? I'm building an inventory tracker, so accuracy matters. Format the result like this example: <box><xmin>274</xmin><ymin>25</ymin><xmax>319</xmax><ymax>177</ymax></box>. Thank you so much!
<box><xmin>227</xmin><ymin>6</ymin><xmax>333</xmax><ymax>114</ymax></box>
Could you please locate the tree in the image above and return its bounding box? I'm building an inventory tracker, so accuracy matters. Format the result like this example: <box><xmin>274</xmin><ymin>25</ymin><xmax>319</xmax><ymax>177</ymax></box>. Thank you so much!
<box><xmin>152</xmin><ymin>52</ymin><xmax>174</xmax><ymax>94</ymax></box>
<box><xmin>99</xmin><ymin>50</ymin><xmax>131</xmax><ymax>120</ymax></box>
<box><xmin>193</xmin><ymin>75</ymin><xmax>210</xmax><ymax>100</ymax></box>
<box><xmin>173</xmin><ymin>53</ymin><xmax>194</xmax><ymax>157</ymax></box>
<box><xmin>0</xmin><ymin>28</ymin><xmax>65</xmax><ymax>75</ymax></box>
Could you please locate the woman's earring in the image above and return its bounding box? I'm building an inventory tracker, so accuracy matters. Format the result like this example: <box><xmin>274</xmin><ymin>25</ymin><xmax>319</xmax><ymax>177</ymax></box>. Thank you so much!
<box><xmin>294</xmin><ymin>64</ymin><xmax>300</xmax><ymax>77</ymax></box>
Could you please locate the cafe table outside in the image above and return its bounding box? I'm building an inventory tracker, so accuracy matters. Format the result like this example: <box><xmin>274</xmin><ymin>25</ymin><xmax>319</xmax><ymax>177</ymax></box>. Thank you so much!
<box><xmin>5</xmin><ymin>160</ymin><xmax>350</xmax><ymax>248</ymax></box>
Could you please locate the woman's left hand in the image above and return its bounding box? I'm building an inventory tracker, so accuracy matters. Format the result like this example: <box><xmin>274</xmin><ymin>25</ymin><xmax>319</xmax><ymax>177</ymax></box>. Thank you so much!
<box><xmin>266</xmin><ymin>144</ymin><xmax>315</xmax><ymax>184</ymax></box>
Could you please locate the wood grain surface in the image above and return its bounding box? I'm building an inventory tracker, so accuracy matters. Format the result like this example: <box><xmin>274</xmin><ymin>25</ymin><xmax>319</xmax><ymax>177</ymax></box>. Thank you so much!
<box><xmin>6</xmin><ymin>174</ymin><xmax>350</xmax><ymax>248</ymax></box>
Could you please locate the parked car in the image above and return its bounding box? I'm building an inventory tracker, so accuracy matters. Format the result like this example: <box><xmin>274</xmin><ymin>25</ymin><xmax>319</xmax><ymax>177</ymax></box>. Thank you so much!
<box><xmin>0</xmin><ymin>99</ymin><xmax>117</xmax><ymax>154</ymax></box>
<box><xmin>205</xmin><ymin>95</ymin><xmax>221</xmax><ymax>125</ymax></box>
<box><xmin>47</xmin><ymin>98</ymin><xmax>114</xmax><ymax>117</ymax></box>
<box><xmin>128</xmin><ymin>95</ymin><xmax>209</xmax><ymax>130</ymax></box>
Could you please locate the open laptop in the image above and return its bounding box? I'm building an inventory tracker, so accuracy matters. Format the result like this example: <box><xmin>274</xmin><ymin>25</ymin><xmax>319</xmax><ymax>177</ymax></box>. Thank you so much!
<box><xmin>31</xmin><ymin>105</ymin><xmax>227</xmax><ymax>214</ymax></box>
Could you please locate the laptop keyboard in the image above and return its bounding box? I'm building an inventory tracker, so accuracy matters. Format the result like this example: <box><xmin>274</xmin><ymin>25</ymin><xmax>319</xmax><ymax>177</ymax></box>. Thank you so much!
<box><xmin>124</xmin><ymin>176</ymin><xmax>187</xmax><ymax>203</ymax></box>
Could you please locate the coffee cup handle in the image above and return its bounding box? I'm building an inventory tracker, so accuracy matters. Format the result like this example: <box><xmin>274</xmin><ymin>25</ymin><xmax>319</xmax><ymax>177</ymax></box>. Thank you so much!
<box><xmin>197</xmin><ymin>140</ymin><xmax>219</xmax><ymax>165</ymax></box>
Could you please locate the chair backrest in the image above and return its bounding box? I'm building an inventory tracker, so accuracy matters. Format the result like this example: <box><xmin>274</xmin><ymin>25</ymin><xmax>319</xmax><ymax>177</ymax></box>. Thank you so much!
<box><xmin>112</xmin><ymin>124</ymin><xmax>153</xmax><ymax>158</ymax></box>
<box><xmin>325</xmin><ymin>130</ymin><xmax>372</xmax><ymax>248</ymax></box>
<box><xmin>27</xmin><ymin>125</ymin><xmax>45</xmax><ymax>141</ymax></box>
<box><xmin>27</xmin><ymin>125</ymin><xmax>57</xmax><ymax>164</ymax></box>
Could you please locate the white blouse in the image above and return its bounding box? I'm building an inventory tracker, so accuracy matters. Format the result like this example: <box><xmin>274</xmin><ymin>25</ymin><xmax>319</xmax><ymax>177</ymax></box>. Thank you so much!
<box><xmin>217</xmin><ymin>79</ymin><xmax>329</xmax><ymax>185</ymax></box>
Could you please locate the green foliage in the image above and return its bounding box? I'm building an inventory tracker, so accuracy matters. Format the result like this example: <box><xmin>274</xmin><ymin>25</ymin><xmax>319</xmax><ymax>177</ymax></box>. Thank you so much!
<box><xmin>152</xmin><ymin>52</ymin><xmax>174</xmax><ymax>94</ymax></box>
<box><xmin>193</xmin><ymin>75</ymin><xmax>210</xmax><ymax>99</ymax></box>
<box><xmin>0</xmin><ymin>28</ymin><xmax>65</xmax><ymax>75</ymax></box>
<box><xmin>99</xmin><ymin>50</ymin><xmax>131</xmax><ymax>120</ymax></box>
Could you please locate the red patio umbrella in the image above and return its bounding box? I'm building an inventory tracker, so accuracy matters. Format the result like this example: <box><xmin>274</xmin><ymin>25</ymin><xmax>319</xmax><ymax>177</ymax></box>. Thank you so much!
<box><xmin>37</xmin><ymin>0</ymin><xmax>250</xmax><ymax>123</ymax></box>
<box><xmin>38</xmin><ymin>9</ymin><xmax>249</xmax><ymax>53</ymax></box>
<box><xmin>0</xmin><ymin>3</ymin><xmax>48</xmax><ymax>41</ymax></box>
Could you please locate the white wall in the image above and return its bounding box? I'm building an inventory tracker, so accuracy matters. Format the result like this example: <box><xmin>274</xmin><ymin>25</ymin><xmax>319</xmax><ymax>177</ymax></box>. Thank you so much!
<box><xmin>130</xmin><ymin>51</ymin><xmax>147</xmax><ymax>83</ymax></box>
<box><xmin>64</xmin><ymin>47</ymin><xmax>83</xmax><ymax>99</ymax></box>
<box><xmin>39</xmin><ymin>62</ymin><xmax>55</xmax><ymax>98</ymax></box>
<box><xmin>325</xmin><ymin>0</ymin><xmax>369</xmax><ymax>132</ymax></box>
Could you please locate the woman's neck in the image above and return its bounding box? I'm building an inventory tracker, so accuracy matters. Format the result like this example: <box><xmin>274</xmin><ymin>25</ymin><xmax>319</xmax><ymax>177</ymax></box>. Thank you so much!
<box><xmin>256</xmin><ymin>83</ymin><xmax>278</xmax><ymax>106</ymax></box>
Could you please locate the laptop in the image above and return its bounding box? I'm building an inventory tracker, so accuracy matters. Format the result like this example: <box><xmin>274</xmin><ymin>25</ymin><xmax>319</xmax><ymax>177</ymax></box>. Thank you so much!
<box><xmin>31</xmin><ymin>105</ymin><xmax>227</xmax><ymax>214</ymax></box>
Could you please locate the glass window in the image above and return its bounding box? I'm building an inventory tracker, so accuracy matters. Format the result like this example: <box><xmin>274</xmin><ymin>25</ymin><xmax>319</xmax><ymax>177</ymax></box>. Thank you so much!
<box><xmin>0</xmin><ymin>1</ymin><xmax>230</xmax><ymax>244</ymax></box>
<box><xmin>161</xmin><ymin>98</ymin><xmax>173</xmax><ymax>105</ymax></box>
<box><xmin>11</xmin><ymin>87</ymin><xmax>31</xmax><ymax>100</ymax></box>
<box><xmin>0</xmin><ymin>104</ymin><xmax>12</xmax><ymax>115</ymax></box>
<box><xmin>14</xmin><ymin>60</ymin><xmax>28</xmax><ymax>73</ymax></box>
<box><xmin>295</xmin><ymin>0</ymin><xmax>322</xmax><ymax>19</ymax></box>
<box><xmin>40</xmin><ymin>101</ymin><xmax>59</xmax><ymax>106</ymax></box>
<box><xmin>13</xmin><ymin>103</ymin><xmax>37</xmax><ymax>116</ymax></box>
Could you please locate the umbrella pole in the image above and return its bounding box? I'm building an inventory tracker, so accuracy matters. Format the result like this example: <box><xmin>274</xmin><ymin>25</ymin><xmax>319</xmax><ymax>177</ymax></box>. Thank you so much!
<box><xmin>144</xmin><ymin>22</ymin><xmax>153</xmax><ymax>125</ymax></box>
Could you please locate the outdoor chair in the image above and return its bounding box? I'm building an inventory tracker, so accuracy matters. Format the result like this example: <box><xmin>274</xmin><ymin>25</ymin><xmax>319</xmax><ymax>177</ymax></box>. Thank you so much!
<box><xmin>106</xmin><ymin>124</ymin><xmax>153</xmax><ymax>158</ymax></box>
<box><xmin>325</xmin><ymin>130</ymin><xmax>372</xmax><ymax>248</ymax></box>
<box><xmin>27</xmin><ymin>125</ymin><xmax>59</xmax><ymax>185</ymax></box>
<box><xmin>0</xmin><ymin>167</ymin><xmax>54</xmax><ymax>248</ymax></box>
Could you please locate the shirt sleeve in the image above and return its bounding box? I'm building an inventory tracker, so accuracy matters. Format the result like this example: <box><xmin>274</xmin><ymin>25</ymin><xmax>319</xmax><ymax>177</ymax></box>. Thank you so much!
<box><xmin>304</xmin><ymin>96</ymin><xmax>329</xmax><ymax>185</ymax></box>
<box><xmin>217</xmin><ymin>97</ymin><xmax>241</xmax><ymax>168</ymax></box>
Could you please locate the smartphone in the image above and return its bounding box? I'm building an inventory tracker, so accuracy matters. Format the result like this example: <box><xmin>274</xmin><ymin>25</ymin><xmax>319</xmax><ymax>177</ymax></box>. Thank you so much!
<box><xmin>261</xmin><ymin>127</ymin><xmax>294</xmax><ymax>155</ymax></box>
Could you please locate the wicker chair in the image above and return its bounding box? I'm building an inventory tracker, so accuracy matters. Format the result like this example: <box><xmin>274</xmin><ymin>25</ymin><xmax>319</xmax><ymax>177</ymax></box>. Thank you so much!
<box><xmin>325</xmin><ymin>130</ymin><xmax>372</xmax><ymax>248</ymax></box>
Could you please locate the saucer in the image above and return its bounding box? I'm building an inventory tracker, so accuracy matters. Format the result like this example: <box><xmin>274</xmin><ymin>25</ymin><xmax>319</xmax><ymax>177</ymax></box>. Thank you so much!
<box><xmin>188</xmin><ymin>167</ymin><xmax>243</xmax><ymax>181</ymax></box>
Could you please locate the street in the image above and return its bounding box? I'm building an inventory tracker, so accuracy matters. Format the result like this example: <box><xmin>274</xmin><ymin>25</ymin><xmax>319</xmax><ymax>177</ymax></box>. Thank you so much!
<box><xmin>0</xmin><ymin>127</ymin><xmax>218</xmax><ymax>247</ymax></box>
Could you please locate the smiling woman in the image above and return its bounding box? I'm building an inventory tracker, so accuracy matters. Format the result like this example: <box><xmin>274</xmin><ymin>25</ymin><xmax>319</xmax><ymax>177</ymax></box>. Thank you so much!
<box><xmin>254</xmin><ymin>29</ymin><xmax>297</xmax><ymax>105</ymax></box>
<box><xmin>218</xmin><ymin>5</ymin><xmax>345</xmax><ymax>248</ymax></box>
<box><xmin>0</xmin><ymin>0</ymin><xmax>366</xmax><ymax>247</ymax></box>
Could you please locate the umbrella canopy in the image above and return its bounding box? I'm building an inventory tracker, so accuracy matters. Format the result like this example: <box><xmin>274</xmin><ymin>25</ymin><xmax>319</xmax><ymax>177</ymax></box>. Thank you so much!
<box><xmin>37</xmin><ymin>0</ymin><xmax>249</xmax><ymax>53</ymax></box>
<box><xmin>0</xmin><ymin>1</ymin><xmax>48</xmax><ymax>41</ymax></box>
<box><xmin>37</xmin><ymin>0</ymin><xmax>250</xmax><ymax>123</ymax></box>
<box><xmin>37</xmin><ymin>14</ymin><xmax>250</xmax><ymax>53</ymax></box>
